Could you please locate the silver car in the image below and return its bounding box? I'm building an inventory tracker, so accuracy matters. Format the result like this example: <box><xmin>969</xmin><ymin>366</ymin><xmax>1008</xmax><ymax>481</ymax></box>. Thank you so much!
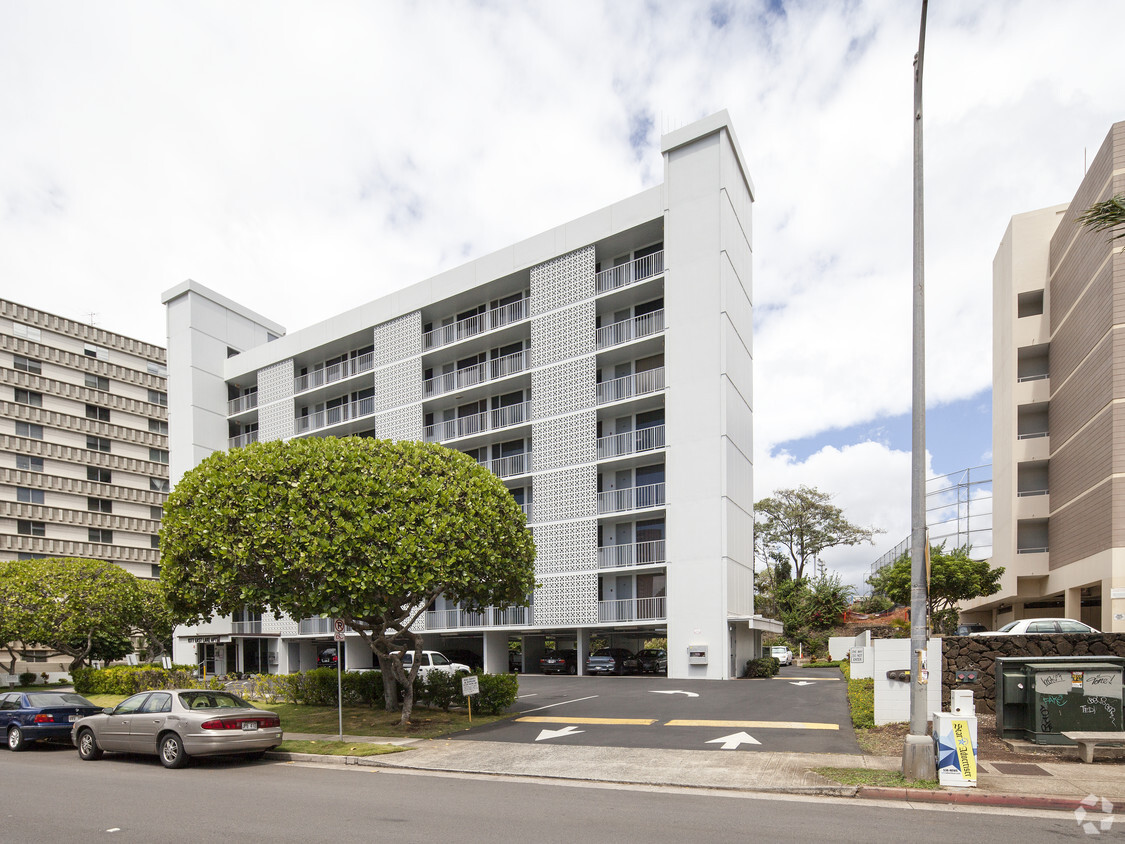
<box><xmin>71</xmin><ymin>689</ymin><xmax>282</xmax><ymax>769</ymax></box>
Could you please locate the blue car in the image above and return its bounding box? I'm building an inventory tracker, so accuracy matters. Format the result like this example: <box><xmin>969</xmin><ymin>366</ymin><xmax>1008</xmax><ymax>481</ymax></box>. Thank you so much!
<box><xmin>1</xmin><ymin>691</ymin><xmax>103</xmax><ymax>751</ymax></box>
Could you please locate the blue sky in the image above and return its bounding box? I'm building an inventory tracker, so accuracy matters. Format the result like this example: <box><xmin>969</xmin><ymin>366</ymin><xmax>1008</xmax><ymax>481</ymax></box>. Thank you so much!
<box><xmin>2</xmin><ymin>0</ymin><xmax>1122</xmax><ymax>587</ymax></box>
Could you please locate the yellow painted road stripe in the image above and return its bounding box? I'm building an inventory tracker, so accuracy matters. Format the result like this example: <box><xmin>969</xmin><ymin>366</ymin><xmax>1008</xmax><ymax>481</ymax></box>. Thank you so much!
<box><xmin>517</xmin><ymin>716</ymin><xmax>658</xmax><ymax>726</ymax></box>
<box><xmin>665</xmin><ymin>719</ymin><xmax>839</xmax><ymax>731</ymax></box>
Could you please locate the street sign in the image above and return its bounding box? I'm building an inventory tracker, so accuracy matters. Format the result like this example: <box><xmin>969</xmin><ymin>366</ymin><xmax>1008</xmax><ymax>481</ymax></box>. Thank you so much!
<box><xmin>461</xmin><ymin>675</ymin><xmax>479</xmax><ymax>696</ymax></box>
<box><xmin>333</xmin><ymin>618</ymin><xmax>346</xmax><ymax>641</ymax></box>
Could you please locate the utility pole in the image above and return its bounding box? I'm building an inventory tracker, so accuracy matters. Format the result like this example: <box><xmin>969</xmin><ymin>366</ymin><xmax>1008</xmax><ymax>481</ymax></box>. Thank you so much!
<box><xmin>902</xmin><ymin>0</ymin><xmax>936</xmax><ymax>781</ymax></box>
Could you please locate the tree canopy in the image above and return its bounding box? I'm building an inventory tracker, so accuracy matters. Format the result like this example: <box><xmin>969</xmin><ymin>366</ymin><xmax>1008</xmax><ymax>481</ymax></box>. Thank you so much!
<box><xmin>867</xmin><ymin>542</ymin><xmax>1003</xmax><ymax>634</ymax></box>
<box><xmin>755</xmin><ymin>485</ymin><xmax>881</xmax><ymax>581</ymax></box>
<box><xmin>1079</xmin><ymin>193</ymin><xmax>1125</xmax><ymax>242</ymax></box>
<box><xmin>160</xmin><ymin>436</ymin><xmax>537</xmax><ymax>723</ymax></box>
<box><xmin>0</xmin><ymin>557</ymin><xmax>147</xmax><ymax>671</ymax></box>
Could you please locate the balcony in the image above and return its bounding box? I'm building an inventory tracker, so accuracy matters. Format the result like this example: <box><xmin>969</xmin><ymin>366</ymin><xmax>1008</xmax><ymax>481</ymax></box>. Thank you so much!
<box><xmin>298</xmin><ymin>616</ymin><xmax>334</xmax><ymax>635</ymax></box>
<box><xmin>518</xmin><ymin>501</ymin><xmax>532</xmax><ymax>519</ymax></box>
<box><xmin>596</xmin><ymin>309</ymin><xmax>665</xmax><ymax>350</ymax></box>
<box><xmin>294</xmin><ymin>395</ymin><xmax>376</xmax><ymax>435</ymax></box>
<box><xmin>1016</xmin><ymin>489</ymin><xmax>1050</xmax><ymax>519</ymax></box>
<box><xmin>597</xmin><ymin>424</ymin><xmax>665</xmax><ymax>460</ymax></box>
<box><xmin>598</xmin><ymin>483</ymin><xmax>666</xmax><ymax>515</ymax></box>
<box><xmin>231</xmin><ymin>620</ymin><xmax>263</xmax><ymax>634</ymax></box>
<box><xmin>480</xmin><ymin>452</ymin><xmax>531</xmax><ymax>479</ymax></box>
<box><xmin>424</xmin><ymin>401</ymin><xmax>531</xmax><ymax>443</ymax></box>
<box><xmin>424</xmin><ymin>605</ymin><xmax>533</xmax><ymax>630</ymax></box>
<box><xmin>598</xmin><ymin>540</ymin><xmax>665</xmax><ymax>570</ymax></box>
<box><xmin>228</xmin><ymin>392</ymin><xmax>259</xmax><ymax>416</ymax></box>
<box><xmin>423</xmin><ymin>298</ymin><xmax>529</xmax><ymax>352</ymax></box>
<box><xmin>596</xmin><ymin>251</ymin><xmax>665</xmax><ymax>295</ymax></box>
<box><xmin>597</xmin><ymin>367</ymin><xmax>665</xmax><ymax>405</ymax></box>
<box><xmin>423</xmin><ymin>349</ymin><xmax>530</xmax><ymax>399</ymax></box>
<box><xmin>598</xmin><ymin>596</ymin><xmax>666</xmax><ymax>623</ymax></box>
<box><xmin>229</xmin><ymin>430</ymin><xmax>259</xmax><ymax>450</ymax></box>
<box><xmin>294</xmin><ymin>352</ymin><xmax>376</xmax><ymax>395</ymax></box>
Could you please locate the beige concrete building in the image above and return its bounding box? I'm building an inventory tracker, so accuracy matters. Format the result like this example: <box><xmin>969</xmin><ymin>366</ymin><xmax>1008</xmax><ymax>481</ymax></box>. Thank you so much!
<box><xmin>1</xmin><ymin>299</ymin><xmax>169</xmax><ymax>674</ymax></box>
<box><xmin>964</xmin><ymin>121</ymin><xmax>1125</xmax><ymax>631</ymax></box>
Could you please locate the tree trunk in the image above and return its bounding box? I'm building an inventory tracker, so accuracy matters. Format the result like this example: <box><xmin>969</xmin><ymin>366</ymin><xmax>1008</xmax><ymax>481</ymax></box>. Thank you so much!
<box><xmin>375</xmin><ymin>651</ymin><xmax>398</xmax><ymax>711</ymax></box>
<box><xmin>397</xmin><ymin>639</ymin><xmax>424</xmax><ymax>726</ymax></box>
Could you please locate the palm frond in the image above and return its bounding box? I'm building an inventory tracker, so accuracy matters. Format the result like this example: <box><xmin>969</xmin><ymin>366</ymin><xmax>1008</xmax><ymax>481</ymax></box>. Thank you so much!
<box><xmin>1078</xmin><ymin>194</ymin><xmax>1125</xmax><ymax>241</ymax></box>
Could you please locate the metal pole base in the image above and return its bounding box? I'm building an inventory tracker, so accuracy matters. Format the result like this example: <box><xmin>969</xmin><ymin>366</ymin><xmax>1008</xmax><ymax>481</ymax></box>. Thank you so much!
<box><xmin>901</xmin><ymin>733</ymin><xmax>936</xmax><ymax>781</ymax></box>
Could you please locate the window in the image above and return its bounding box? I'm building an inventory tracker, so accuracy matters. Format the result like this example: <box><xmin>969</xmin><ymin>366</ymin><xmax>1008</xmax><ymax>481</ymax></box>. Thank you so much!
<box><xmin>88</xmin><ymin>528</ymin><xmax>113</xmax><ymax>543</ymax></box>
<box><xmin>149</xmin><ymin>448</ymin><xmax>169</xmax><ymax>464</ymax></box>
<box><xmin>14</xmin><ymin>388</ymin><xmax>42</xmax><ymax>407</ymax></box>
<box><xmin>150</xmin><ymin>478</ymin><xmax>170</xmax><ymax>493</ymax></box>
<box><xmin>148</xmin><ymin>419</ymin><xmax>168</xmax><ymax>434</ymax></box>
<box><xmin>16</xmin><ymin>488</ymin><xmax>44</xmax><ymax>505</ymax></box>
<box><xmin>84</xmin><ymin>373</ymin><xmax>109</xmax><ymax>391</ymax></box>
<box><xmin>12</xmin><ymin>323</ymin><xmax>41</xmax><ymax>341</ymax></box>
<box><xmin>140</xmin><ymin>692</ymin><xmax>172</xmax><ymax>714</ymax></box>
<box><xmin>88</xmin><ymin>497</ymin><xmax>113</xmax><ymax>513</ymax></box>
<box><xmin>151</xmin><ymin>534</ymin><xmax>161</xmax><ymax>549</ymax></box>
<box><xmin>86</xmin><ymin>435</ymin><xmax>111</xmax><ymax>452</ymax></box>
<box><xmin>87</xmin><ymin>467</ymin><xmax>111</xmax><ymax>483</ymax></box>
<box><xmin>18</xmin><ymin>520</ymin><xmax>45</xmax><ymax>537</ymax></box>
<box><xmin>17</xmin><ymin>455</ymin><xmax>44</xmax><ymax>472</ymax></box>
<box><xmin>15</xmin><ymin>422</ymin><xmax>43</xmax><ymax>440</ymax></box>
<box><xmin>12</xmin><ymin>355</ymin><xmax>41</xmax><ymax>374</ymax></box>
<box><xmin>146</xmin><ymin>361</ymin><xmax>167</xmax><ymax>377</ymax></box>
<box><xmin>150</xmin><ymin>505</ymin><xmax>163</xmax><ymax>520</ymax></box>
<box><xmin>83</xmin><ymin>343</ymin><xmax>109</xmax><ymax>361</ymax></box>
<box><xmin>147</xmin><ymin>389</ymin><xmax>168</xmax><ymax>407</ymax></box>
<box><xmin>150</xmin><ymin>564</ymin><xmax>161</xmax><ymax>578</ymax></box>
<box><xmin>85</xmin><ymin>404</ymin><xmax>110</xmax><ymax>422</ymax></box>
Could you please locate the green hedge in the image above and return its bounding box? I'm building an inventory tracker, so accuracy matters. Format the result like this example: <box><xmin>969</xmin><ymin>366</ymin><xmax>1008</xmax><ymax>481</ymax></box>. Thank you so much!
<box><xmin>471</xmin><ymin>671</ymin><xmax>519</xmax><ymax>715</ymax></box>
<box><xmin>72</xmin><ymin>665</ymin><xmax>223</xmax><ymax>695</ymax></box>
<box><xmin>744</xmin><ymin>656</ymin><xmax>780</xmax><ymax>678</ymax></box>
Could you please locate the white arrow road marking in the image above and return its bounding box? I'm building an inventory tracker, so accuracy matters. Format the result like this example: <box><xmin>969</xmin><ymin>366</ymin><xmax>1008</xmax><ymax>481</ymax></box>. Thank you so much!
<box><xmin>706</xmin><ymin>731</ymin><xmax>761</xmax><ymax>750</ymax></box>
<box><xmin>535</xmin><ymin>725</ymin><xmax>586</xmax><ymax>742</ymax></box>
<box><xmin>789</xmin><ymin>681</ymin><xmax>815</xmax><ymax>686</ymax></box>
<box><xmin>650</xmin><ymin>690</ymin><xmax>700</xmax><ymax>697</ymax></box>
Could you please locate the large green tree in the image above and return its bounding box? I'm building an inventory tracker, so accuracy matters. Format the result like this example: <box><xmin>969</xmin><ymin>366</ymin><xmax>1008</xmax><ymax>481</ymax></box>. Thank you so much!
<box><xmin>1079</xmin><ymin>193</ymin><xmax>1125</xmax><ymax>241</ymax></box>
<box><xmin>755</xmin><ymin>485</ymin><xmax>881</xmax><ymax>581</ymax></box>
<box><xmin>0</xmin><ymin>557</ymin><xmax>145</xmax><ymax>671</ymax></box>
<box><xmin>160</xmin><ymin>436</ymin><xmax>537</xmax><ymax>724</ymax></box>
<box><xmin>867</xmin><ymin>542</ymin><xmax>1004</xmax><ymax>635</ymax></box>
<box><xmin>133</xmin><ymin>579</ymin><xmax>179</xmax><ymax>663</ymax></box>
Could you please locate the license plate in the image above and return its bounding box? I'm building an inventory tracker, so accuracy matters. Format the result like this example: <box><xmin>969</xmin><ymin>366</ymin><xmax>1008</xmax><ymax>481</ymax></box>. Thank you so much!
<box><xmin>68</xmin><ymin>715</ymin><xmax>77</xmax><ymax>722</ymax></box>
<box><xmin>241</xmin><ymin>721</ymin><xmax>258</xmax><ymax>731</ymax></box>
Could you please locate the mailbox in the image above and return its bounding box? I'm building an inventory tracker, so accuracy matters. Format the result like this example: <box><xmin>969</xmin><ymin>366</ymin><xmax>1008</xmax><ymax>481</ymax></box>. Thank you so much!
<box><xmin>687</xmin><ymin>644</ymin><xmax>708</xmax><ymax>665</ymax></box>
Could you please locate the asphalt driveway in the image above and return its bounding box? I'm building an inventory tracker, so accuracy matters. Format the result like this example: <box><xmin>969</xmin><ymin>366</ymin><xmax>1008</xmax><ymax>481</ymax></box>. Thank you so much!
<box><xmin>456</xmin><ymin>666</ymin><xmax>860</xmax><ymax>753</ymax></box>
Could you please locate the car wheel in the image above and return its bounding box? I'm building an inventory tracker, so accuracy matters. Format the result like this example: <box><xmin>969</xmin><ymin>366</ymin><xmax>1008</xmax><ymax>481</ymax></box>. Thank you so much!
<box><xmin>568</xmin><ymin>663</ymin><xmax>577</xmax><ymax>675</ymax></box>
<box><xmin>7</xmin><ymin>725</ymin><xmax>26</xmax><ymax>752</ymax></box>
<box><xmin>159</xmin><ymin>733</ymin><xmax>189</xmax><ymax>769</ymax></box>
<box><xmin>77</xmin><ymin>729</ymin><xmax>103</xmax><ymax>761</ymax></box>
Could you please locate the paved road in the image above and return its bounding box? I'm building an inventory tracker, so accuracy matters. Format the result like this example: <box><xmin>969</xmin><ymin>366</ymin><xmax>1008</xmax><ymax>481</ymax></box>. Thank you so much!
<box><xmin>0</xmin><ymin>744</ymin><xmax>1084</xmax><ymax>843</ymax></box>
<box><xmin>457</xmin><ymin>667</ymin><xmax>861</xmax><ymax>753</ymax></box>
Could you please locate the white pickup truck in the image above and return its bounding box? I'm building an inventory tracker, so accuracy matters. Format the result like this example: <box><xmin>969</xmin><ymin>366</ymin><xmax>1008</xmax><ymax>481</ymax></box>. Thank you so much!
<box><xmin>400</xmin><ymin>650</ymin><xmax>472</xmax><ymax>677</ymax></box>
<box><xmin>769</xmin><ymin>646</ymin><xmax>793</xmax><ymax>666</ymax></box>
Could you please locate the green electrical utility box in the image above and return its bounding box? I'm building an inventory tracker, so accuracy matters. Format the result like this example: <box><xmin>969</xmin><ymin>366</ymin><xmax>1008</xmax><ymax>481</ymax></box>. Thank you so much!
<box><xmin>996</xmin><ymin>656</ymin><xmax>1125</xmax><ymax>745</ymax></box>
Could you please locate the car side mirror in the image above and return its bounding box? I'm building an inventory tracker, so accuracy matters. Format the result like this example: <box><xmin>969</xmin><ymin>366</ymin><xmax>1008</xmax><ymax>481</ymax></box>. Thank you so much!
<box><xmin>103</xmin><ymin>707</ymin><xmax>115</xmax><ymax>714</ymax></box>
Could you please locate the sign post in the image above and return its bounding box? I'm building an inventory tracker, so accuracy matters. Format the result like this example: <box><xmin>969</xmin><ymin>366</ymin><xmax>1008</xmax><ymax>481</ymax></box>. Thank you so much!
<box><xmin>333</xmin><ymin>618</ymin><xmax>346</xmax><ymax>741</ymax></box>
<box><xmin>461</xmin><ymin>674</ymin><xmax>479</xmax><ymax>723</ymax></box>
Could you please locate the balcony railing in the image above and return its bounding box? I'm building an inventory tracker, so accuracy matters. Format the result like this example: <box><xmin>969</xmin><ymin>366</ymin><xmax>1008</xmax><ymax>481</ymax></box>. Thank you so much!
<box><xmin>228</xmin><ymin>430</ymin><xmax>259</xmax><ymax>450</ymax></box>
<box><xmin>228</xmin><ymin>392</ymin><xmax>259</xmax><ymax>416</ymax></box>
<box><xmin>298</xmin><ymin>616</ymin><xmax>334</xmax><ymax>635</ymax></box>
<box><xmin>597</xmin><ymin>424</ymin><xmax>665</xmax><ymax>460</ymax></box>
<box><xmin>294</xmin><ymin>352</ymin><xmax>376</xmax><ymax>394</ymax></box>
<box><xmin>422</xmin><ymin>298</ymin><xmax>529</xmax><ymax>351</ymax></box>
<box><xmin>423</xmin><ymin>349</ymin><xmax>530</xmax><ymax>399</ymax></box>
<box><xmin>1017</xmin><ymin>431</ymin><xmax>1049</xmax><ymax>440</ymax></box>
<box><xmin>1017</xmin><ymin>372</ymin><xmax>1049</xmax><ymax>383</ymax></box>
<box><xmin>231</xmin><ymin>620</ymin><xmax>263</xmax><ymax>634</ymax></box>
<box><xmin>598</xmin><ymin>540</ymin><xmax>665</xmax><ymax>569</ymax></box>
<box><xmin>596</xmin><ymin>367</ymin><xmax>665</xmax><ymax>405</ymax></box>
<box><xmin>598</xmin><ymin>596</ymin><xmax>666</xmax><ymax>623</ymax></box>
<box><xmin>480</xmin><ymin>452</ymin><xmax>531</xmax><ymax>479</ymax></box>
<box><xmin>1017</xmin><ymin>488</ymin><xmax>1049</xmax><ymax>497</ymax></box>
<box><xmin>596</xmin><ymin>309</ymin><xmax>665</xmax><ymax>350</ymax></box>
<box><xmin>425</xmin><ymin>605</ymin><xmax>533</xmax><ymax>630</ymax></box>
<box><xmin>598</xmin><ymin>482</ymin><xmax>666</xmax><ymax>515</ymax></box>
<box><xmin>294</xmin><ymin>396</ymin><xmax>376</xmax><ymax>435</ymax></box>
<box><xmin>518</xmin><ymin>501</ymin><xmax>532</xmax><ymax>519</ymax></box>
<box><xmin>424</xmin><ymin>401</ymin><xmax>531</xmax><ymax>443</ymax></box>
<box><xmin>595</xmin><ymin>250</ymin><xmax>665</xmax><ymax>294</ymax></box>
<box><xmin>1017</xmin><ymin>546</ymin><xmax>1049</xmax><ymax>554</ymax></box>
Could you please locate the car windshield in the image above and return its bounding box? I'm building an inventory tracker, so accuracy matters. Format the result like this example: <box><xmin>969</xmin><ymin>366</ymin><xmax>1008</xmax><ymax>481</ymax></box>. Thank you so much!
<box><xmin>26</xmin><ymin>693</ymin><xmax>95</xmax><ymax>707</ymax></box>
<box><xmin>997</xmin><ymin>621</ymin><xmax>1020</xmax><ymax>633</ymax></box>
<box><xmin>178</xmin><ymin>692</ymin><xmax>250</xmax><ymax>710</ymax></box>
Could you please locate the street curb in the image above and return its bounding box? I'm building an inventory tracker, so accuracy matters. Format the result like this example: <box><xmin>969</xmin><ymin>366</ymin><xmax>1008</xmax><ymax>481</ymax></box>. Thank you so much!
<box><xmin>856</xmin><ymin>786</ymin><xmax>1089</xmax><ymax>811</ymax></box>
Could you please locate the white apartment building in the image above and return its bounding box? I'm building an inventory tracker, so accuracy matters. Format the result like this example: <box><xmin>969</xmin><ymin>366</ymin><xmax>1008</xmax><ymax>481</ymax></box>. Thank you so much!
<box><xmin>1</xmin><ymin>299</ymin><xmax>169</xmax><ymax>673</ymax></box>
<box><xmin>962</xmin><ymin>120</ymin><xmax>1125</xmax><ymax>631</ymax></box>
<box><xmin>164</xmin><ymin>111</ymin><xmax>775</xmax><ymax>680</ymax></box>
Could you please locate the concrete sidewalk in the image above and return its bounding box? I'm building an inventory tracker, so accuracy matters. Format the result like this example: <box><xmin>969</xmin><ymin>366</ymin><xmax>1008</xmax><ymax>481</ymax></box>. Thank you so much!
<box><xmin>278</xmin><ymin>733</ymin><xmax>1125</xmax><ymax>810</ymax></box>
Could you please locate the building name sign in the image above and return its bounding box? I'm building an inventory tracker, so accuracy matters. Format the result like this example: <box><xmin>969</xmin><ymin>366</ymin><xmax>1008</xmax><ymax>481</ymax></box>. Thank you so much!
<box><xmin>186</xmin><ymin>635</ymin><xmax>232</xmax><ymax>644</ymax></box>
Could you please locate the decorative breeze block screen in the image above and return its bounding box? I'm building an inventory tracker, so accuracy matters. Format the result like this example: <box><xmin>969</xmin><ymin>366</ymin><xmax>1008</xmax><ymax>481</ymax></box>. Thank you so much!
<box><xmin>532</xmin><ymin>411</ymin><xmax>596</xmax><ymax>473</ymax></box>
<box><xmin>257</xmin><ymin>359</ymin><xmax>295</xmax><ymax>441</ymax></box>
<box><xmin>374</xmin><ymin>407</ymin><xmax>423</xmax><ymax>442</ymax></box>
<box><xmin>533</xmin><ymin>519</ymin><xmax>597</xmax><ymax>575</ymax></box>
<box><xmin>532</xmin><ymin>465</ymin><xmax>597</xmax><ymax>522</ymax></box>
<box><xmin>533</xmin><ymin>572</ymin><xmax>597</xmax><ymax>626</ymax></box>
<box><xmin>531</xmin><ymin>357</ymin><xmax>595</xmax><ymax>420</ymax></box>
<box><xmin>372</xmin><ymin>311</ymin><xmax>422</xmax><ymax>367</ymax></box>
<box><xmin>530</xmin><ymin>245</ymin><xmax>595</xmax><ymax>316</ymax></box>
<box><xmin>531</xmin><ymin>301</ymin><xmax>595</xmax><ymax>368</ymax></box>
<box><xmin>373</xmin><ymin>358</ymin><xmax>422</xmax><ymax>413</ymax></box>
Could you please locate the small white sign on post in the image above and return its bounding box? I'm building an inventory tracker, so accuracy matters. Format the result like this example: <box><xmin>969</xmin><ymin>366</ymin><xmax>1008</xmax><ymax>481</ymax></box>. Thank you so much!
<box><xmin>333</xmin><ymin>618</ymin><xmax>346</xmax><ymax>642</ymax></box>
<box><xmin>461</xmin><ymin>675</ymin><xmax>480</xmax><ymax>696</ymax></box>
<box><xmin>850</xmin><ymin>647</ymin><xmax>865</xmax><ymax>664</ymax></box>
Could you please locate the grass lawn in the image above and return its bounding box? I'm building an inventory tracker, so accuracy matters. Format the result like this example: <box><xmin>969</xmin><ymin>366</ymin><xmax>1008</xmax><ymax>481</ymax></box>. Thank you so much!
<box><xmin>276</xmin><ymin>739</ymin><xmax>407</xmax><ymax>757</ymax></box>
<box><xmin>813</xmin><ymin>766</ymin><xmax>941</xmax><ymax>790</ymax></box>
<box><xmin>81</xmin><ymin>694</ymin><xmax>508</xmax><ymax>739</ymax></box>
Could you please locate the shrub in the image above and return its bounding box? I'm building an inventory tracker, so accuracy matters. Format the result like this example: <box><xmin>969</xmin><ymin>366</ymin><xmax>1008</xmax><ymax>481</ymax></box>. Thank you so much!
<box><xmin>743</xmin><ymin>657</ymin><xmax>780</xmax><ymax>678</ymax></box>
<box><xmin>71</xmin><ymin>665</ymin><xmax>222</xmax><ymax>695</ymax></box>
<box><xmin>474</xmin><ymin>672</ymin><xmax>519</xmax><ymax>715</ymax></box>
<box><xmin>420</xmin><ymin>670</ymin><xmax>462</xmax><ymax>711</ymax></box>
<box><xmin>848</xmin><ymin>676</ymin><xmax>875</xmax><ymax>729</ymax></box>
<box><xmin>18</xmin><ymin>672</ymin><xmax>37</xmax><ymax>687</ymax></box>
<box><xmin>245</xmin><ymin>669</ymin><xmax>384</xmax><ymax>707</ymax></box>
